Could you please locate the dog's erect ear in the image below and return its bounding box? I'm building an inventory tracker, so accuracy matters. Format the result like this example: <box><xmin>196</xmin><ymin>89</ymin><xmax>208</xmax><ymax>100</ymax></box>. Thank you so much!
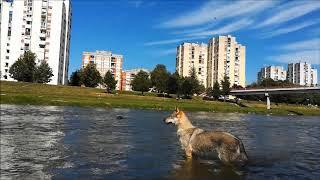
<box><xmin>175</xmin><ymin>106</ymin><xmax>180</xmax><ymax>113</ymax></box>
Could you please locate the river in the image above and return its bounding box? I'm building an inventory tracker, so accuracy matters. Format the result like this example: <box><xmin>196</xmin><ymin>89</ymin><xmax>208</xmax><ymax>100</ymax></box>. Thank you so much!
<box><xmin>1</xmin><ymin>105</ymin><xmax>319</xmax><ymax>179</ymax></box>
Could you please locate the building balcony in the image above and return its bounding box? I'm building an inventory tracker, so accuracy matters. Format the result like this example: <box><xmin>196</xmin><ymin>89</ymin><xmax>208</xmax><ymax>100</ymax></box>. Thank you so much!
<box><xmin>40</xmin><ymin>33</ymin><xmax>46</xmax><ymax>38</ymax></box>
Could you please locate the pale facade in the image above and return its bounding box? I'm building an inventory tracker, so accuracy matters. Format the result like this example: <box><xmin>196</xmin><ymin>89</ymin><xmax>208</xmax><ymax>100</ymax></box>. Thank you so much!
<box><xmin>82</xmin><ymin>51</ymin><xmax>123</xmax><ymax>90</ymax></box>
<box><xmin>311</xmin><ymin>69</ymin><xmax>318</xmax><ymax>86</ymax></box>
<box><xmin>176</xmin><ymin>42</ymin><xmax>208</xmax><ymax>87</ymax></box>
<box><xmin>257</xmin><ymin>66</ymin><xmax>287</xmax><ymax>82</ymax></box>
<box><xmin>287</xmin><ymin>62</ymin><xmax>317</xmax><ymax>86</ymax></box>
<box><xmin>0</xmin><ymin>0</ymin><xmax>72</xmax><ymax>85</ymax></box>
<box><xmin>207</xmin><ymin>35</ymin><xmax>246</xmax><ymax>88</ymax></box>
<box><xmin>120</xmin><ymin>68</ymin><xmax>149</xmax><ymax>91</ymax></box>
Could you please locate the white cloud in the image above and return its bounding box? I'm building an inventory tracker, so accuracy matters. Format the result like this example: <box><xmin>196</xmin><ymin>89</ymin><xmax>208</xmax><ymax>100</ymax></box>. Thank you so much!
<box><xmin>256</xmin><ymin>1</ymin><xmax>320</xmax><ymax>28</ymax></box>
<box><xmin>160</xmin><ymin>0</ymin><xmax>276</xmax><ymax>28</ymax></box>
<box><xmin>260</xmin><ymin>19</ymin><xmax>320</xmax><ymax>38</ymax></box>
<box><xmin>186</xmin><ymin>19</ymin><xmax>253</xmax><ymax>37</ymax></box>
<box><xmin>157</xmin><ymin>48</ymin><xmax>177</xmax><ymax>56</ymax></box>
<box><xmin>144</xmin><ymin>36</ymin><xmax>207</xmax><ymax>46</ymax></box>
<box><xmin>280</xmin><ymin>38</ymin><xmax>320</xmax><ymax>51</ymax></box>
<box><xmin>268</xmin><ymin>50</ymin><xmax>320</xmax><ymax>65</ymax></box>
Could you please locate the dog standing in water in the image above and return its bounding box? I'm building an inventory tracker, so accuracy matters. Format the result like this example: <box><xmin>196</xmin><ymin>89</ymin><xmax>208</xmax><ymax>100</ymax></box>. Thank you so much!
<box><xmin>164</xmin><ymin>107</ymin><xmax>248</xmax><ymax>166</ymax></box>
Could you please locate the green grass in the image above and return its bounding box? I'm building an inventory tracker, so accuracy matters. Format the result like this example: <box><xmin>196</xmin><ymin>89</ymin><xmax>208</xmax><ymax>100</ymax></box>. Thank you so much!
<box><xmin>1</xmin><ymin>81</ymin><xmax>319</xmax><ymax>116</ymax></box>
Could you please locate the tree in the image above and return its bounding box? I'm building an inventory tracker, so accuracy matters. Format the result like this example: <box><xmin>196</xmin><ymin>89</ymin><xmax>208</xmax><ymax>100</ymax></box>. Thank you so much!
<box><xmin>181</xmin><ymin>77</ymin><xmax>194</xmax><ymax>98</ymax></box>
<box><xmin>232</xmin><ymin>84</ymin><xmax>243</xmax><ymax>89</ymax></box>
<box><xmin>206</xmin><ymin>87</ymin><xmax>213</xmax><ymax>97</ymax></box>
<box><xmin>167</xmin><ymin>72</ymin><xmax>183</xmax><ymax>97</ymax></box>
<box><xmin>221</xmin><ymin>76</ymin><xmax>231</xmax><ymax>101</ymax></box>
<box><xmin>196</xmin><ymin>84</ymin><xmax>206</xmax><ymax>94</ymax></box>
<box><xmin>69</xmin><ymin>69</ymin><xmax>82</xmax><ymax>86</ymax></box>
<box><xmin>259</xmin><ymin>78</ymin><xmax>277</xmax><ymax>87</ymax></box>
<box><xmin>212</xmin><ymin>81</ymin><xmax>221</xmax><ymax>100</ymax></box>
<box><xmin>9</xmin><ymin>51</ymin><xmax>36</xmax><ymax>82</ymax></box>
<box><xmin>188</xmin><ymin>66</ymin><xmax>202</xmax><ymax>95</ymax></box>
<box><xmin>131</xmin><ymin>70</ymin><xmax>151</xmax><ymax>95</ymax></box>
<box><xmin>150</xmin><ymin>64</ymin><xmax>170</xmax><ymax>93</ymax></box>
<box><xmin>81</xmin><ymin>63</ymin><xmax>101</xmax><ymax>87</ymax></box>
<box><xmin>103</xmin><ymin>70</ymin><xmax>117</xmax><ymax>93</ymax></box>
<box><xmin>34</xmin><ymin>60</ymin><xmax>53</xmax><ymax>83</ymax></box>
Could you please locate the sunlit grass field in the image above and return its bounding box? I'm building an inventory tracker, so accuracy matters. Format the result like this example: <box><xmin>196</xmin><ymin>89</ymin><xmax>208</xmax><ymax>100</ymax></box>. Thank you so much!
<box><xmin>1</xmin><ymin>81</ymin><xmax>319</xmax><ymax>115</ymax></box>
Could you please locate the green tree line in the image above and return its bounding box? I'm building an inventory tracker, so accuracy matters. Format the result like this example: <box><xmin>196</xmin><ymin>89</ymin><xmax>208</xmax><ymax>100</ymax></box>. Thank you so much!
<box><xmin>69</xmin><ymin>63</ymin><xmax>209</xmax><ymax>98</ymax></box>
<box><xmin>69</xmin><ymin>63</ymin><xmax>117</xmax><ymax>93</ymax></box>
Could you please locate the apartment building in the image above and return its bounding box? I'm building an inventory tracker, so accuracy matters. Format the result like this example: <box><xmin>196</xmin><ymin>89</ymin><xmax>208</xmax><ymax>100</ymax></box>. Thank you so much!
<box><xmin>311</xmin><ymin>69</ymin><xmax>318</xmax><ymax>86</ymax></box>
<box><xmin>176</xmin><ymin>42</ymin><xmax>208</xmax><ymax>87</ymax></box>
<box><xmin>82</xmin><ymin>51</ymin><xmax>123</xmax><ymax>90</ymax></box>
<box><xmin>120</xmin><ymin>68</ymin><xmax>149</xmax><ymax>91</ymax></box>
<box><xmin>0</xmin><ymin>0</ymin><xmax>72</xmax><ymax>85</ymax></box>
<box><xmin>207</xmin><ymin>35</ymin><xmax>246</xmax><ymax>88</ymax></box>
<box><xmin>257</xmin><ymin>66</ymin><xmax>287</xmax><ymax>82</ymax></box>
<box><xmin>287</xmin><ymin>62</ymin><xmax>317</xmax><ymax>86</ymax></box>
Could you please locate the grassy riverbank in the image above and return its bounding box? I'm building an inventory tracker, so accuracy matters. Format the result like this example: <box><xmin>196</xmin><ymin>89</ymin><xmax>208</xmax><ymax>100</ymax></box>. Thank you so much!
<box><xmin>1</xmin><ymin>81</ymin><xmax>319</xmax><ymax>115</ymax></box>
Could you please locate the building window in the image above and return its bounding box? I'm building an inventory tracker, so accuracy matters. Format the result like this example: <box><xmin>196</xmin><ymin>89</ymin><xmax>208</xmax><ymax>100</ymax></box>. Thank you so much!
<box><xmin>5</xmin><ymin>69</ymin><xmax>8</xmax><ymax>73</ymax></box>
<box><xmin>9</xmin><ymin>11</ymin><xmax>13</xmax><ymax>23</ymax></box>
<box><xmin>4</xmin><ymin>75</ymin><xmax>8</xmax><ymax>79</ymax></box>
<box><xmin>5</xmin><ymin>63</ymin><xmax>9</xmax><ymax>67</ymax></box>
<box><xmin>7</xmin><ymin>27</ymin><xmax>12</xmax><ymax>36</ymax></box>
<box><xmin>6</xmin><ymin>49</ymin><xmax>10</xmax><ymax>53</ymax></box>
<box><xmin>6</xmin><ymin>56</ymin><xmax>9</xmax><ymax>60</ymax></box>
<box><xmin>25</xmin><ymin>28</ymin><xmax>31</xmax><ymax>35</ymax></box>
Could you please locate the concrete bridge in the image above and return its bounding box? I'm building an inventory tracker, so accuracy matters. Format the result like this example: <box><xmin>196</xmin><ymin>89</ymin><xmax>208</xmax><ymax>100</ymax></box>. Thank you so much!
<box><xmin>230</xmin><ymin>87</ymin><xmax>320</xmax><ymax>109</ymax></box>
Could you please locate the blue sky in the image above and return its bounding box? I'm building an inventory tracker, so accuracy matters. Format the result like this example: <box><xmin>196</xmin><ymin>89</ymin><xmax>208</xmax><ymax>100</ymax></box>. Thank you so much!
<box><xmin>69</xmin><ymin>0</ymin><xmax>320</xmax><ymax>84</ymax></box>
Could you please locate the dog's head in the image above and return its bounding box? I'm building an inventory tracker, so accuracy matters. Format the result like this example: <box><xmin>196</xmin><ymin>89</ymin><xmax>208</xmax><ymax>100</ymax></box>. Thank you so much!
<box><xmin>164</xmin><ymin>107</ymin><xmax>182</xmax><ymax>125</ymax></box>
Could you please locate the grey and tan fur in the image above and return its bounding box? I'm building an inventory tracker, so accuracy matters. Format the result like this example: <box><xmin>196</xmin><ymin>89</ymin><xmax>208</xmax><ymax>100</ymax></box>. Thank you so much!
<box><xmin>164</xmin><ymin>107</ymin><xmax>248</xmax><ymax>166</ymax></box>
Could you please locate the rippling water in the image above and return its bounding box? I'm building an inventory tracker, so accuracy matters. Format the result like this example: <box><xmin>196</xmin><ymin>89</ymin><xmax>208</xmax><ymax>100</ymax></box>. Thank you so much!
<box><xmin>1</xmin><ymin>104</ymin><xmax>320</xmax><ymax>179</ymax></box>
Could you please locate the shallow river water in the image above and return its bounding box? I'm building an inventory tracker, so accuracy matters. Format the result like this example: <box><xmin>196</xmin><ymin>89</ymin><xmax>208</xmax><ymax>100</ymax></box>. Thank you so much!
<box><xmin>1</xmin><ymin>105</ymin><xmax>320</xmax><ymax>179</ymax></box>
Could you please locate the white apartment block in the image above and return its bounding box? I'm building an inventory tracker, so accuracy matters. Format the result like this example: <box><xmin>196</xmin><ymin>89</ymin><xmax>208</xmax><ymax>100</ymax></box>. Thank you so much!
<box><xmin>311</xmin><ymin>69</ymin><xmax>318</xmax><ymax>86</ymax></box>
<box><xmin>176</xmin><ymin>42</ymin><xmax>208</xmax><ymax>87</ymax></box>
<box><xmin>120</xmin><ymin>68</ymin><xmax>149</xmax><ymax>91</ymax></box>
<box><xmin>0</xmin><ymin>0</ymin><xmax>72</xmax><ymax>85</ymax></box>
<box><xmin>207</xmin><ymin>35</ymin><xmax>246</xmax><ymax>88</ymax></box>
<box><xmin>257</xmin><ymin>66</ymin><xmax>287</xmax><ymax>82</ymax></box>
<box><xmin>82</xmin><ymin>51</ymin><xmax>123</xmax><ymax>90</ymax></box>
<box><xmin>287</xmin><ymin>62</ymin><xmax>317</xmax><ymax>87</ymax></box>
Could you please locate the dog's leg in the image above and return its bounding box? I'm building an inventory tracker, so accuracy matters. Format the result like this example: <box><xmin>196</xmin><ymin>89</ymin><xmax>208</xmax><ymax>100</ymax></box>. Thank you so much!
<box><xmin>185</xmin><ymin>146</ymin><xmax>193</xmax><ymax>159</ymax></box>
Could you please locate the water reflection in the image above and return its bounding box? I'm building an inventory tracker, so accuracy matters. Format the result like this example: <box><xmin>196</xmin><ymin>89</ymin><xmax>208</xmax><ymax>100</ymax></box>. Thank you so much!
<box><xmin>168</xmin><ymin>159</ymin><xmax>243</xmax><ymax>180</ymax></box>
<box><xmin>1</xmin><ymin>105</ymin><xmax>320</xmax><ymax>179</ymax></box>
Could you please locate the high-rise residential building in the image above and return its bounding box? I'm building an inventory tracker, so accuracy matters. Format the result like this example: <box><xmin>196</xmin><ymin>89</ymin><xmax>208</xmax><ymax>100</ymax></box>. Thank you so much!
<box><xmin>82</xmin><ymin>51</ymin><xmax>123</xmax><ymax>90</ymax></box>
<box><xmin>207</xmin><ymin>35</ymin><xmax>246</xmax><ymax>88</ymax></box>
<box><xmin>311</xmin><ymin>69</ymin><xmax>318</xmax><ymax>86</ymax></box>
<box><xmin>0</xmin><ymin>0</ymin><xmax>72</xmax><ymax>85</ymax></box>
<box><xmin>287</xmin><ymin>62</ymin><xmax>317</xmax><ymax>86</ymax></box>
<box><xmin>120</xmin><ymin>68</ymin><xmax>149</xmax><ymax>91</ymax></box>
<box><xmin>257</xmin><ymin>66</ymin><xmax>287</xmax><ymax>82</ymax></box>
<box><xmin>176</xmin><ymin>42</ymin><xmax>208</xmax><ymax>87</ymax></box>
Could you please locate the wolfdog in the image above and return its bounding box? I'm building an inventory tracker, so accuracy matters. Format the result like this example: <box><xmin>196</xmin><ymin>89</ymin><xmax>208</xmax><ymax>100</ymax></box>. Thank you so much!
<box><xmin>164</xmin><ymin>107</ymin><xmax>248</xmax><ymax>166</ymax></box>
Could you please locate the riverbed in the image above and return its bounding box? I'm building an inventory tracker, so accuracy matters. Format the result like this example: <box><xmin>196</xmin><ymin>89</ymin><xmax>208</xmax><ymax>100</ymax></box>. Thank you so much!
<box><xmin>1</xmin><ymin>105</ymin><xmax>319</xmax><ymax>179</ymax></box>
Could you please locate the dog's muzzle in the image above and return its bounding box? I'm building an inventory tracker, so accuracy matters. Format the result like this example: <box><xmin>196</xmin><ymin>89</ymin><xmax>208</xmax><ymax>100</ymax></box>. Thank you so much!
<box><xmin>163</xmin><ymin>118</ymin><xmax>169</xmax><ymax>124</ymax></box>
<box><xmin>163</xmin><ymin>117</ymin><xmax>171</xmax><ymax>124</ymax></box>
